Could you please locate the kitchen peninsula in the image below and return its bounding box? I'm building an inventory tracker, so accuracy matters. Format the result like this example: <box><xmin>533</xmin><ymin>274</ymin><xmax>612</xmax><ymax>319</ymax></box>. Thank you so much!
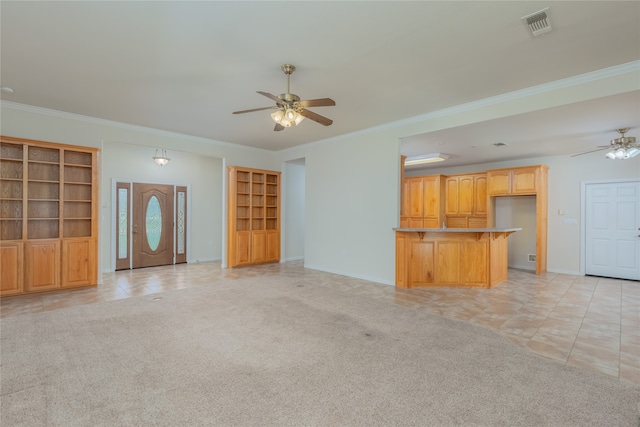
<box><xmin>395</xmin><ymin>227</ymin><xmax>522</xmax><ymax>289</ymax></box>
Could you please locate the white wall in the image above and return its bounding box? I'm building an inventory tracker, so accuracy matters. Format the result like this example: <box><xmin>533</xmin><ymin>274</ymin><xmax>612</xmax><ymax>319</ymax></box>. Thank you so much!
<box><xmin>283</xmin><ymin>160</ymin><xmax>305</xmax><ymax>261</ymax></box>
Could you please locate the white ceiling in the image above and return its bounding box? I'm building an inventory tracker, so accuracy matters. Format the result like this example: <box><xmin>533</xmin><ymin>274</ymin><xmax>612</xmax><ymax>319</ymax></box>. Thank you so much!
<box><xmin>1</xmin><ymin>1</ymin><xmax>639</xmax><ymax>166</ymax></box>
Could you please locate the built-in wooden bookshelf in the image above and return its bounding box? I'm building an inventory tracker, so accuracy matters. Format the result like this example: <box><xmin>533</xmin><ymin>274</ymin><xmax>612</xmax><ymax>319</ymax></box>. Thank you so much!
<box><xmin>227</xmin><ymin>166</ymin><xmax>280</xmax><ymax>267</ymax></box>
<box><xmin>0</xmin><ymin>136</ymin><xmax>99</xmax><ymax>296</ymax></box>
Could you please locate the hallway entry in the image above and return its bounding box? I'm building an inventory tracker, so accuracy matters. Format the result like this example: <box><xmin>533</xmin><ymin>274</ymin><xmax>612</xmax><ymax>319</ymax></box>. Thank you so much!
<box><xmin>116</xmin><ymin>182</ymin><xmax>188</xmax><ymax>270</ymax></box>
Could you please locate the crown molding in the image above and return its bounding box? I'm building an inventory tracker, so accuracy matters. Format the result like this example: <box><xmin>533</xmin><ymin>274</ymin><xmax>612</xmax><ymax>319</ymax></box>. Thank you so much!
<box><xmin>0</xmin><ymin>100</ymin><xmax>270</xmax><ymax>153</ymax></box>
<box><xmin>388</xmin><ymin>60</ymin><xmax>640</xmax><ymax>128</ymax></box>
<box><xmin>277</xmin><ymin>61</ymin><xmax>640</xmax><ymax>154</ymax></box>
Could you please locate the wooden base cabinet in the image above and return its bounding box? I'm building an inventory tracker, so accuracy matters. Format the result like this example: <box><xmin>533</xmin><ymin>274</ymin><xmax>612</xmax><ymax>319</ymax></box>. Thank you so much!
<box><xmin>0</xmin><ymin>136</ymin><xmax>99</xmax><ymax>296</ymax></box>
<box><xmin>62</xmin><ymin>237</ymin><xmax>96</xmax><ymax>288</ymax></box>
<box><xmin>227</xmin><ymin>166</ymin><xmax>280</xmax><ymax>267</ymax></box>
<box><xmin>396</xmin><ymin>230</ymin><xmax>514</xmax><ymax>289</ymax></box>
<box><xmin>25</xmin><ymin>240</ymin><xmax>60</xmax><ymax>292</ymax></box>
<box><xmin>1</xmin><ymin>241</ymin><xmax>23</xmax><ymax>295</ymax></box>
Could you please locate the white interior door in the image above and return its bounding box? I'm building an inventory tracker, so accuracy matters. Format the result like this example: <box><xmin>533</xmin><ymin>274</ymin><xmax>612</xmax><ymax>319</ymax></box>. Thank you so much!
<box><xmin>585</xmin><ymin>181</ymin><xmax>640</xmax><ymax>280</ymax></box>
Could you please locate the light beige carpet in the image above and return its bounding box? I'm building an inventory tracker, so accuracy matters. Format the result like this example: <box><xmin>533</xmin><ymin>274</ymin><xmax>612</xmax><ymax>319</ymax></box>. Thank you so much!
<box><xmin>1</xmin><ymin>275</ymin><xmax>639</xmax><ymax>426</ymax></box>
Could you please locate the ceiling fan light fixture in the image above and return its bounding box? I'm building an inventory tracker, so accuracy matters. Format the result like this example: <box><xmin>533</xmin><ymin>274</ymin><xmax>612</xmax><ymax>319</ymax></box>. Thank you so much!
<box><xmin>604</xmin><ymin>128</ymin><xmax>639</xmax><ymax>160</ymax></box>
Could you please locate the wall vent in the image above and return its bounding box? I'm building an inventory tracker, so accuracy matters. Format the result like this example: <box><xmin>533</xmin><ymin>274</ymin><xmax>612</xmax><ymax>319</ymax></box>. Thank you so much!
<box><xmin>522</xmin><ymin>8</ymin><xmax>552</xmax><ymax>36</ymax></box>
<box><xmin>528</xmin><ymin>254</ymin><xmax>536</xmax><ymax>262</ymax></box>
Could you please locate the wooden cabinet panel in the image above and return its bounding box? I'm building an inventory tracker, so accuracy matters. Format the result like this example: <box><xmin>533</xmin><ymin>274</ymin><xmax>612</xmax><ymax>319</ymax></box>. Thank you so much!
<box><xmin>395</xmin><ymin>233</ymin><xmax>407</xmax><ymax>287</ymax></box>
<box><xmin>410</xmin><ymin>240</ymin><xmax>434</xmax><ymax>286</ymax></box>
<box><xmin>266</xmin><ymin>231</ymin><xmax>279</xmax><ymax>262</ymax></box>
<box><xmin>446</xmin><ymin>217</ymin><xmax>468</xmax><ymax>228</ymax></box>
<box><xmin>474</xmin><ymin>175</ymin><xmax>487</xmax><ymax>216</ymax></box>
<box><xmin>487</xmin><ymin>167</ymin><xmax>539</xmax><ymax>195</ymax></box>
<box><xmin>422</xmin><ymin>177</ymin><xmax>440</xmax><ymax>219</ymax></box>
<box><xmin>458</xmin><ymin>176</ymin><xmax>474</xmax><ymax>215</ymax></box>
<box><xmin>445</xmin><ymin>177</ymin><xmax>459</xmax><ymax>215</ymax></box>
<box><xmin>435</xmin><ymin>241</ymin><xmax>460</xmax><ymax>284</ymax></box>
<box><xmin>512</xmin><ymin>168</ymin><xmax>538</xmax><ymax>194</ymax></box>
<box><xmin>234</xmin><ymin>231</ymin><xmax>250</xmax><ymax>266</ymax></box>
<box><xmin>468</xmin><ymin>217</ymin><xmax>487</xmax><ymax>228</ymax></box>
<box><xmin>487</xmin><ymin>170</ymin><xmax>511</xmax><ymax>195</ymax></box>
<box><xmin>407</xmin><ymin>178</ymin><xmax>424</xmax><ymax>217</ymax></box>
<box><xmin>444</xmin><ymin>174</ymin><xmax>487</xmax><ymax>227</ymax></box>
<box><xmin>1</xmin><ymin>241</ymin><xmax>23</xmax><ymax>295</ymax></box>
<box><xmin>25</xmin><ymin>240</ymin><xmax>60</xmax><ymax>292</ymax></box>
<box><xmin>462</xmin><ymin>241</ymin><xmax>488</xmax><ymax>285</ymax></box>
<box><xmin>62</xmin><ymin>238</ymin><xmax>95</xmax><ymax>287</ymax></box>
<box><xmin>251</xmin><ymin>231</ymin><xmax>266</xmax><ymax>263</ymax></box>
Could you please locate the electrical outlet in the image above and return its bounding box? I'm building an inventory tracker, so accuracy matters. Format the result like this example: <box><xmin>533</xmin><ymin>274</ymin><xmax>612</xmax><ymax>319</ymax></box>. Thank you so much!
<box><xmin>528</xmin><ymin>254</ymin><xmax>536</xmax><ymax>262</ymax></box>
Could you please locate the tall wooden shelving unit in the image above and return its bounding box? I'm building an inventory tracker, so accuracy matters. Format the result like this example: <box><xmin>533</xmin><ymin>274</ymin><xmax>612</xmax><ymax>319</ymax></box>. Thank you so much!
<box><xmin>227</xmin><ymin>166</ymin><xmax>280</xmax><ymax>267</ymax></box>
<box><xmin>0</xmin><ymin>136</ymin><xmax>99</xmax><ymax>296</ymax></box>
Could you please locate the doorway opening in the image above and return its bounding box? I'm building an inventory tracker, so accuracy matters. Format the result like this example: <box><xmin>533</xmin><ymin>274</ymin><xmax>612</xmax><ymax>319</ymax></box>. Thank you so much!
<box><xmin>584</xmin><ymin>179</ymin><xmax>639</xmax><ymax>281</ymax></box>
<box><xmin>115</xmin><ymin>182</ymin><xmax>188</xmax><ymax>270</ymax></box>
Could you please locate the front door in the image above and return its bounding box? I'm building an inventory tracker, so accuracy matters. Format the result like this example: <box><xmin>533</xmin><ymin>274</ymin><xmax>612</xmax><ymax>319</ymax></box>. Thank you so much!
<box><xmin>132</xmin><ymin>183</ymin><xmax>174</xmax><ymax>268</ymax></box>
<box><xmin>585</xmin><ymin>180</ymin><xmax>640</xmax><ymax>280</ymax></box>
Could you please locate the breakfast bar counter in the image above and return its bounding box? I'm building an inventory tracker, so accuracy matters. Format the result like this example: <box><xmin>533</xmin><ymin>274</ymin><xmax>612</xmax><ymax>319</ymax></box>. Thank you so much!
<box><xmin>394</xmin><ymin>227</ymin><xmax>522</xmax><ymax>289</ymax></box>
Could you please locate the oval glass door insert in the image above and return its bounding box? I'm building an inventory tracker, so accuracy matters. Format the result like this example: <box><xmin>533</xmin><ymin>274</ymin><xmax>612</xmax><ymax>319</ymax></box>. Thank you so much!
<box><xmin>145</xmin><ymin>195</ymin><xmax>162</xmax><ymax>251</ymax></box>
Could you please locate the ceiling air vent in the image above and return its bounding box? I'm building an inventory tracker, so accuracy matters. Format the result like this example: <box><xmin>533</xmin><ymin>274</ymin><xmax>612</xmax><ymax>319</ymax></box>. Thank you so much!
<box><xmin>522</xmin><ymin>8</ymin><xmax>552</xmax><ymax>36</ymax></box>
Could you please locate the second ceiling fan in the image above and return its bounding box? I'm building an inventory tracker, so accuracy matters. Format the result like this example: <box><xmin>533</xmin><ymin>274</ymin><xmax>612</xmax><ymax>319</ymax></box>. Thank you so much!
<box><xmin>232</xmin><ymin>64</ymin><xmax>335</xmax><ymax>131</ymax></box>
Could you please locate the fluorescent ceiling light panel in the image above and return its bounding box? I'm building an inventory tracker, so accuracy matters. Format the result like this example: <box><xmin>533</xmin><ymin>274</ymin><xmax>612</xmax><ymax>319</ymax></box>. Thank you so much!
<box><xmin>405</xmin><ymin>153</ymin><xmax>449</xmax><ymax>166</ymax></box>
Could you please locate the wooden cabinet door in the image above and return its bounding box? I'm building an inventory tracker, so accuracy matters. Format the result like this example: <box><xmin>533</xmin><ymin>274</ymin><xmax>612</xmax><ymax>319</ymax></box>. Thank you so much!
<box><xmin>251</xmin><ymin>231</ymin><xmax>266</xmax><ymax>263</ymax></box>
<box><xmin>474</xmin><ymin>175</ymin><xmax>487</xmax><ymax>215</ymax></box>
<box><xmin>62</xmin><ymin>238</ymin><xmax>96</xmax><ymax>287</ymax></box>
<box><xmin>265</xmin><ymin>230</ymin><xmax>279</xmax><ymax>262</ymax></box>
<box><xmin>434</xmin><ymin>241</ymin><xmax>460</xmax><ymax>284</ymax></box>
<box><xmin>234</xmin><ymin>231</ymin><xmax>251</xmax><ymax>266</ymax></box>
<box><xmin>410</xmin><ymin>240</ymin><xmax>435</xmax><ymax>286</ymax></box>
<box><xmin>407</xmin><ymin>178</ymin><xmax>424</xmax><ymax>218</ymax></box>
<box><xmin>458</xmin><ymin>176</ymin><xmax>474</xmax><ymax>215</ymax></box>
<box><xmin>25</xmin><ymin>240</ymin><xmax>60</xmax><ymax>292</ymax></box>
<box><xmin>445</xmin><ymin>177</ymin><xmax>459</xmax><ymax>215</ymax></box>
<box><xmin>422</xmin><ymin>176</ymin><xmax>440</xmax><ymax>219</ymax></box>
<box><xmin>461</xmin><ymin>240</ymin><xmax>489</xmax><ymax>285</ymax></box>
<box><xmin>401</xmin><ymin>179</ymin><xmax>411</xmax><ymax>219</ymax></box>
<box><xmin>0</xmin><ymin>241</ymin><xmax>23</xmax><ymax>295</ymax></box>
<box><xmin>487</xmin><ymin>170</ymin><xmax>511</xmax><ymax>195</ymax></box>
<box><xmin>512</xmin><ymin>168</ymin><xmax>538</xmax><ymax>194</ymax></box>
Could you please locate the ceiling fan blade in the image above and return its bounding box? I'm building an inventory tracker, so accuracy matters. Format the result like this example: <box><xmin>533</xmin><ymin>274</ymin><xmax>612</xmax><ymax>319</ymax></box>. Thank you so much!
<box><xmin>298</xmin><ymin>98</ymin><xmax>336</xmax><ymax>108</ymax></box>
<box><xmin>257</xmin><ymin>91</ymin><xmax>285</xmax><ymax>105</ymax></box>
<box><xmin>274</xmin><ymin>123</ymin><xmax>285</xmax><ymax>132</ymax></box>
<box><xmin>298</xmin><ymin>109</ymin><xmax>333</xmax><ymax>126</ymax></box>
<box><xmin>232</xmin><ymin>106</ymin><xmax>277</xmax><ymax>114</ymax></box>
<box><xmin>571</xmin><ymin>147</ymin><xmax>609</xmax><ymax>157</ymax></box>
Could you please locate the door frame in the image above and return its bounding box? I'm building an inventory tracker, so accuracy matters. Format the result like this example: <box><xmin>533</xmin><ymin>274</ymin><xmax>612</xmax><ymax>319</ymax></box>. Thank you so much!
<box><xmin>580</xmin><ymin>178</ymin><xmax>640</xmax><ymax>277</ymax></box>
<box><xmin>110</xmin><ymin>179</ymin><xmax>191</xmax><ymax>272</ymax></box>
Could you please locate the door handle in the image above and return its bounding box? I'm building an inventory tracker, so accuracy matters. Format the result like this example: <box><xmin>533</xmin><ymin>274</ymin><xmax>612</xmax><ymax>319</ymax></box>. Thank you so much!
<box><xmin>133</xmin><ymin>224</ymin><xmax>138</xmax><ymax>234</ymax></box>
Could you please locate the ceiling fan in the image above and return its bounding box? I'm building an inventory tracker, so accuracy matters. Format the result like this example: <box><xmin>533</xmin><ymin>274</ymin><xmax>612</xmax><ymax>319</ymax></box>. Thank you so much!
<box><xmin>572</xmin><ymin>128</ymin><xmax>639</xmax><ymax>159</ymax></box>
<box><xmin>232</xmin><ymin>64</ymin><xmax>335</xmax><ymax>131</ymax></box>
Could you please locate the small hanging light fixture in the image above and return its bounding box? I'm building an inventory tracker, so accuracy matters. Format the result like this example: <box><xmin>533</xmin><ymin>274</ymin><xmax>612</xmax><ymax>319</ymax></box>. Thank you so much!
<box><xmin>153</xmin><ymin>149</ymin><xmax>170</xmax><ymax>166</ymax></box>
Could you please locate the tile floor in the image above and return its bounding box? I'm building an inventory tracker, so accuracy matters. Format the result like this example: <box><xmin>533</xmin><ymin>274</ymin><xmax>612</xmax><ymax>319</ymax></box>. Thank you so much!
<box><xmin>1</xmin><ymin>261</ymin><xmax>639</xmax><ymax>385</ymax></box>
